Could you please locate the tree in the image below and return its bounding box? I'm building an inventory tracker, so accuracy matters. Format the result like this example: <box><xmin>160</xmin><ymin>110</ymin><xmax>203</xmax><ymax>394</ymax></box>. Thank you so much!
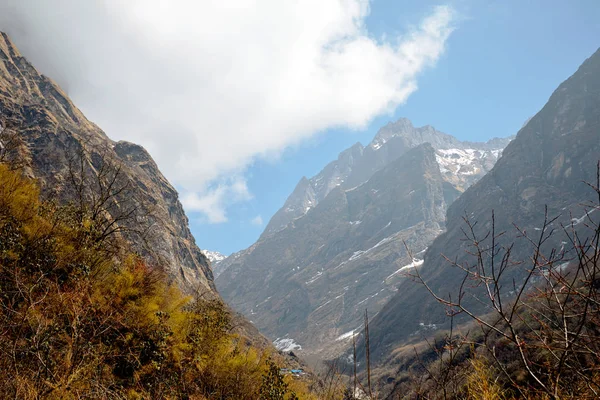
<box><xmin>415</xmin><ymin>162</ymin><xmax>600</xmax><ymax>398</ymax></box>
<box><xmin>65</xmin><ymin>143</ymin><xmax>155</xmax><ymax>249</ymax></box>
<box><xmin>260</xmin><ymin>358</ymin><xmax>290</xmax><ymax>400</ymax></box>
<box><xmin>0</xmin><ymin>162</ymin><xmax>317</xmax><ymax>399</ymax></box>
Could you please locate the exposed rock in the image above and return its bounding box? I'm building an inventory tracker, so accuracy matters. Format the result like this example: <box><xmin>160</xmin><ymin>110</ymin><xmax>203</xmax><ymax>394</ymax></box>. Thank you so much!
<box><xmin>0</xmin><ymin>32</ymin><xmax>215</xmax><ymax>293</ymax></box>
<box><xmin>216</xmin><ymin>119</ymin><xmax>511</xmax><ymax>356</ymax></box>
<box><xmin>261</xmin><ymin>118</ymin><xmax>512</xmax><ymax>238</ymax></box>
<box><xmin>204</xmin><ymin>250</ymin><xmax>228</xmax><ymax>278</ymax></box>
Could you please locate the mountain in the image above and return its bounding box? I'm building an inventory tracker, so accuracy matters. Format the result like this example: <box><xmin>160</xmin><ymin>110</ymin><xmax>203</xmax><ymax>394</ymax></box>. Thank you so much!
<box><xmin>216</xmin><ymin>118</ymin><xmax>511</xmax><ymax>356</ymax></box>
<box><xmin>364</xmin><ymin>47</ymin><xmax>600</xmax><ymax>370</ymax></box>
<box><xmin>262</xmin><ymin>119</ymin><xmax>512</xmax><ymax>237</ymax></box>
<box><xmin>203</xmin><ymin>249</ymin><xmax>227</xmax><ymax>264</ymax></box>
<box><xmin>0</xmin><ymin>32</ymin><xmax>215</xmax><ymax>293</ymax></box>
<box><xmin>204</xmin><ymin>250</ymin><xmax>228</xmax><ymax>277</ymax></box>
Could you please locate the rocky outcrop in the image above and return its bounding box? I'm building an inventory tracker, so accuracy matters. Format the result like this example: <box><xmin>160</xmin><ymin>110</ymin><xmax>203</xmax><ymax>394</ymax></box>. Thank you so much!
<box><xmin>0</xmin><ymin>32</ymin><xmax>215</xmax><ymax>293</ymax></box>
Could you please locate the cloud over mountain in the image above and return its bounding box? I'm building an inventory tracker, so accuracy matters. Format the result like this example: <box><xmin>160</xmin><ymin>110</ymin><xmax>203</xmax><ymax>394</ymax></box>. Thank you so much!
<box><xmin>0</xmin><ymin>0</ymin><xmax>456</xmax><ymax>222</ymax></box>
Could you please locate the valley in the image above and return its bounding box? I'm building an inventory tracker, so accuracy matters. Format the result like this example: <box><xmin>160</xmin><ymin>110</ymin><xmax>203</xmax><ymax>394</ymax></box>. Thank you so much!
<box><xmin>1</xmin><ymin>3</ymin><xmax>599</xmax><ymax>398</ymax></box>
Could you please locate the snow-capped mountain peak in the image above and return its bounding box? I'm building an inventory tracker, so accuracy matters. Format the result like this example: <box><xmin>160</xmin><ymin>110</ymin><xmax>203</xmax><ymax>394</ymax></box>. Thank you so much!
<box><xmin>261</xmin><ymin>118</ymin><xmax>513</xmax><ymax>237</ymax></box>
<box><xmin>202</xmin><ymin>250</ymin><xmax>226</xmax><ymax>264</ymax></box>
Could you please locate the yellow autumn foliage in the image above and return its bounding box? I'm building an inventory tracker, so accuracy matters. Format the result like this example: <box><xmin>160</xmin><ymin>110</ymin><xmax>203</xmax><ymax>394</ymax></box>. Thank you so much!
<box><xmin>0</xmin><ymin>163</ymin><xmax>315</xmax><ymax>399</ymax></box>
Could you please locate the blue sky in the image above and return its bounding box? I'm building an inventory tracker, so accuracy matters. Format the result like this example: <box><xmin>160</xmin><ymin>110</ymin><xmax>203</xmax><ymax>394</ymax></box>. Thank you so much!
<box><xmin>190</xmin><ymin>0</ymin><xmax>600</xmax><ymax>255</ymax></box>
<box><xmin>2</xmin><ymin>1</ymin><xmax>597</xmax><ymax>256</ymax></box>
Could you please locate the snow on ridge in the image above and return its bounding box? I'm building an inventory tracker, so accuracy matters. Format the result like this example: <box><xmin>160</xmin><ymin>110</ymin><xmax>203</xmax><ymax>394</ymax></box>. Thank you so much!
<box><xmin>348</xmin><ymin>250</ymin><xmax>366</xmax><ymax>261</ymax></box>
<box><xmin>435</xmin><ymin>148</ymin><xmax>504</xmax><ymax>177</ymax></box>
<box><xmin>336</xmin><ymin>329</ymin><xmax>359</xmax><ymax>341</ymax></box>
<box><xmin>254</xmin><ymin>296</ymin><xmax>273</xmax><ymax>308</ymax></box>
<box><xmin>355</xmin><ymin>289</ymin><xmax>385</xmax><ymax>308</ymax></box>
<box><xmin>416</xmin><ymin>247</ymin><xmax>428</xmax><ymax>255</ymax></box>
<box><xmin>371</xmin><ymin>137</ymin><xmax>387</xmax><ymax>150</ymax></box>
<box><xmin>572</xmin><ymin>209</ymin><xmax>597</xmax><ymax>226</ymax></box>
<box><xmin>202</xmin><ymin>249</ymin><xmax>226</xmax><ymax>264</ymax></box>
<box><xmin>305</xmin><ymin>271</ymin><xmax>324</xmax><ymax>285</ymax></box>
<box><xmin>313</xmin><ymin>300</ymin><xmax>332</xmax><ymax>313</ymax></box>
<box><xmin>334</xmin><ymin>224</ymin><xmax>422</xmax><ymax>270</ymax></box>
<box><xmin>386</xmin><ymin>259</ymin><xmax>424</xmax><ymax>280</ymax></box>
<box><xmin>274</xmin><ymin>337</ymin><xmax>302</xmax><ymax>352</ymax></box>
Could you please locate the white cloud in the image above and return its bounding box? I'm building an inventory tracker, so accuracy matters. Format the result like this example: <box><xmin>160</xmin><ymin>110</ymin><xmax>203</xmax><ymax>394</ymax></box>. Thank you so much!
<box><xmin>181</xmin><ymin>178</ymin><xmax>252</xmax><ymax>224</ymax></box>
<box><xmin>0</xmin><ymin>1</ymin><xmax>456</xmax><ymax>223</ymax></box>
<box><xmin>251</xmin><ymin>215</ymin><xmax>264</xmax><ymax>226</ymax></box>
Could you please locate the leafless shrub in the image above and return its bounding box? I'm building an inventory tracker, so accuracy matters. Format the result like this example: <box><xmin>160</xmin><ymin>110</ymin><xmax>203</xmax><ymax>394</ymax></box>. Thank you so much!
<box><xmin>414</xmin><ymin>162</ymin><xmax>600</xmax><ymax>399</ymax></box>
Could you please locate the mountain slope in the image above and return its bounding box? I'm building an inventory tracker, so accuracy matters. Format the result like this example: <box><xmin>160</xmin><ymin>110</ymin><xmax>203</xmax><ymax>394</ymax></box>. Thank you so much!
<box><xmin>262</xmin><ymin>119</ymin><xmax>512</xmax><ymax>237</ymax></box>
<box><xmin>219</xmin><ymin>144</ymin><xmax>450</xmax><ymax>356</ymax></box>
<box><xmin>365</xmin><ymin>47</ymin><xmax>600</xmax><ymax>368</ymax></box>
<box><xmin>0</xmin><ymin>32</ymin><xmax>215</xmax><ymax>293</ymax></box>
<box><xmin>205</xmin><ymin>250</ymin><xmax>229</xmax><ymax>278</ymax></box>
<box><xmin>217</xmin><ymin>120</ymin><xmax>511</xmax><ymax>356</ymax></box>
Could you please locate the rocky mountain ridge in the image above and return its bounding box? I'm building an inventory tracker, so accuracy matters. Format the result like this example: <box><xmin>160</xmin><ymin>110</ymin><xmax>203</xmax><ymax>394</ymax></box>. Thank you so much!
<box><xmin>0</xmin><ymin>32</ymin><xmax>215</xmax><ymax>294</ymax></box>
<box><xmin>262</xmin><ymin>119</ymin><xmax>512</xmax><ymax>237</ymax></box>
<box><xmin>204</xmin><ymin>250</ymin><xmax>227</xmax><ymax>277</ymax></box>
<box><xmin>203</xmin><ymin>249</ymin><xmax>227</xmax><ymax>264</ymax></box>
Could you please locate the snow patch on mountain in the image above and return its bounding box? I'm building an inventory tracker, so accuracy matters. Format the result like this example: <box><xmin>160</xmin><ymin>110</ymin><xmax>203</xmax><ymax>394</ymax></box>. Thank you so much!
<box><xmin>202</xmin><ymin>250</ymin><xmax>226</xmax><ymax>264</ymax></box>
<box><xmin>385</xmin><ymin>259</ymin><xmax>424</xmax><ymax>280</ymax></box>
<box><xmin>336</xmin><ymin>329</ymin><xmax>359</xmax><ymax>341</ymax></box>
<box><xmin>435</xmin><ymin>148</ymin><xmax>501</xmax><ymax>177</ymax></box>
<box><xmin>306</xmin><ymin>270</ymin><xmax>324</xmax><ymax>285</ymax></box>
<box><xmin>263</xmin><ymin>119</ymin><xmax>512</xmax><ymax>236</ymax></box>
<box><xmin>274</xmin><ymin>337</ymin><xmax>302</xmax><ymax>352</ymax></box>
<box><xmin>571</xmin><ymin>209</ymin><xmax>596</xmax><ymax>226</ymax></box>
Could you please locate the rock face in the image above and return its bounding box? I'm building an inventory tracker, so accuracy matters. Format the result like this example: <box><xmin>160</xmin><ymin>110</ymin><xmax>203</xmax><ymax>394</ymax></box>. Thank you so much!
<box><xmin>216</xmin><ymin>117</ymin><xmax>511</xmax><ymax>356</ymax></box>
<box><xmin>262</xmin><ymin>119</ymin><xmax>512</xmax><ymax>237</ymax></box>
<box><xmin>365</xmin><ymin>47</ymin><xmax>600</xmax><ymax>367</ymax></box>
<box><xmin>0</xmin><ymin>32</ymin><xmax>215</xmax><ymax>293</ymax></box>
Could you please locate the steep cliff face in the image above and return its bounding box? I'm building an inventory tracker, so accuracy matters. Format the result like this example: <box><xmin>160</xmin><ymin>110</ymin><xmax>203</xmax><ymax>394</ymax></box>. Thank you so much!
<box><xmin>0</xmin><ymin>32</ymin><xmax>215</xmax><ymax>293</ymax></box>
<box><xmin>365</xmin><ymin>47</ymin><xmax>600</xmax><ymax>366</ymax></box>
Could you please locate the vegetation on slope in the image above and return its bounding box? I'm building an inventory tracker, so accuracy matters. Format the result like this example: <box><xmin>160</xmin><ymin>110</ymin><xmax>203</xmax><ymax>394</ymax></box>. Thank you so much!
<box><xmin>0</xmin><ymin>161</ymin><xmax>316</xmax><ymax>399</ymax></box>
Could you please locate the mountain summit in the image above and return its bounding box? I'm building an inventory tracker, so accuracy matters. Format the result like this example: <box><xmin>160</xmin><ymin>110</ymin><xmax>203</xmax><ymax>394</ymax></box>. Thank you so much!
<box><xmin>262</xmin><ymin>118</ymin><xmax>511</xmax><ymax>238</ymax></box>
